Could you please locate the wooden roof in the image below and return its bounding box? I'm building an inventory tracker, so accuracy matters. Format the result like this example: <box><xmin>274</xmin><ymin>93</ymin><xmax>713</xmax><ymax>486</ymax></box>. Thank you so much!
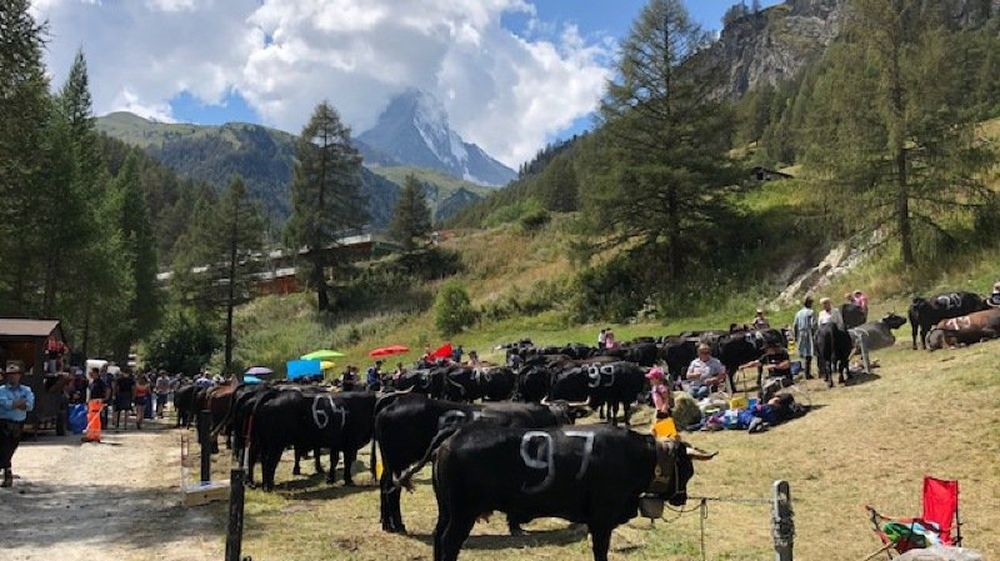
<box><xmin>0</xmin><ymin>318</ymin><xmax>62</xmax><ymax>339</ymax></box>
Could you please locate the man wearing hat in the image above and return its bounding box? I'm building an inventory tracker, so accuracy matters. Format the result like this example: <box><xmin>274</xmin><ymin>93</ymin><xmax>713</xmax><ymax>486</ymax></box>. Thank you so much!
<box><xmin>0</xmin><ymin>362</ymin><xmax>35</xmax><ymax>488</ymax></box>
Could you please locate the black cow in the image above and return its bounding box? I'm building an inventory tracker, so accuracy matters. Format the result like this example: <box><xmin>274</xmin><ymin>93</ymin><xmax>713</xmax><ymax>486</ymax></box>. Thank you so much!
<box><xmin>375</xmin><ymin>394</ymin><xmax>581</xmax><ymax>533</ymax></box>
<box><xmin>173</xmin><ymin>384</ymin><xmax>198</xmax><ymax>428</ymax></box>
<box><xmin>841</xmin><ymin>303</ymin><xmax>867</xmax><ymax>330</ymax></box>
<box><xmin>396</xmin><ymin>368</ymin><xmax>445</xmax><ymax>398</ymax></box>
<box><xmin>423</xmin><ymin>424</ymin><xmax>714</xmax><ymax>561</ymax></box>
<box><xmin>515</xmin><ymin>358</ymin><xmax>552</xmax><ymax>403</ymax></box>
<box><xmin>711</xmin><ymin>333</ymin><xmax>762</xmax><ymax>393</ymax></box>
<box><xmin>816</xmin><ymin>322</ymin><xmax>852</xmax><ymax>387</ymax></box>
<box><xmin>441</xmin><ymin>367</ymin><xmax>483</xmax><ymax>403</ymax></box>
<box><xmin>250</xmin><ymin>387</ymin><xmax>375</xmax><ymax>491</ymax></box>
<box><xmin>909</xmin><ymin>292</ymin><xmax>988</xmax><ymax>350</ymax></box>
<box><xmin>475</xmin><ymin>367</ymin><xmax>516</xmax><ymax>401</ymax></box>
<box><xmin>549</xmin><ymin>361</ymin><xmax>645</xmax><ymax>426</ymax></box>
<box><xmin>660</xmin><ymin>337</ymin><xmax>697</xmax><ymax>384</ymax></box>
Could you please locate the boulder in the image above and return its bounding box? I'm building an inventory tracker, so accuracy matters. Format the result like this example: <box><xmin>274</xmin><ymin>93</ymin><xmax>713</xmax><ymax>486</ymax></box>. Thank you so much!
<box><xmin>895</xmin><ymin>546</ymin><xmax>984</xmax><ymax>561</ymax></box>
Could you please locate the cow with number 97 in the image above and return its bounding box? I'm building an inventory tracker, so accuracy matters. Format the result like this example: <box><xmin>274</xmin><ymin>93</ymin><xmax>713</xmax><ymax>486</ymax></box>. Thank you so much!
<box><xmin>420</xmin><ymin>423</ymin><xmax>716</xmax><ymax>561</ymax></box>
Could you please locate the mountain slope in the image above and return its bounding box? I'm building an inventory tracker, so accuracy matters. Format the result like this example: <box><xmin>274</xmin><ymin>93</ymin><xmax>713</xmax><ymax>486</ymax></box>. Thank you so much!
<box><xmin>370</xmin><ymin>166</ymin><xmax>494</xmax><ymax>222</ymax></box>
<box><xmin>96</xmin><ymin>112</ymin><xmax>488</xmax><ymax>227</ymax></box>
<box><xmin>357</xmin><ymin>89</ymin><xmax>517</xmax><ymax>187</ymax></box>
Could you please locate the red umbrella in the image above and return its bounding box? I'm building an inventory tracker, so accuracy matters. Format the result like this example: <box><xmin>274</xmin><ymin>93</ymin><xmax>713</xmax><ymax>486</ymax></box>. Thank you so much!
<box><xmin>431</xmin><ymin>343</ymin><xmax>453</xmax><ymax>359</ymax></box>
<box><xmin>369</xmin><ymin>344</ymin><xmax>410</xmax><ymax>358</ymax></box>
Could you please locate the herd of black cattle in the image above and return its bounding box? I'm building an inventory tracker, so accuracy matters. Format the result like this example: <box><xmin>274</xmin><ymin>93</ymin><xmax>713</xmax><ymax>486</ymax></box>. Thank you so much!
<box><xmin>165</xmin><ymin>290</ymin><xmax>997</xmax><ymax>561</ymax></box>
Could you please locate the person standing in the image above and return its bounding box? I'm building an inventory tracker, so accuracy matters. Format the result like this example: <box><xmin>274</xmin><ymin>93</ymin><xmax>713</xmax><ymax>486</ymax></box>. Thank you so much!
<box><xmin>645</xmin><ymin>367</ymin><xmax>672</xmax><ymax>419</ymax></box>
<box><xmin>751</xmin><ymin>309</ymin><xmax>770</xmax><ymax>330</ymax></box>
<box><xmin>113</xmin><ymin>370</ymin><xmax>135</xmax><ymax>430</ymax></box>
<box><xmin>0</xmin><ymin>363</ymin><xmax>34</xmax><ymax>488</ymax></box>
<box><xmin>604</xmin><ymin>328</ymin><xmax>617</xmax><ymax>350</ymax></box>
<box><xmin>87</xmin><ymin>368</ymin><xmax>110</xmax><ymax>429</ymax></box>
<box><xmin>366</xmin><ymin>361</ymin><xmax>383</xmax><ymax>392</ymax></box>
<box><xmin>792</xmin><ymin>297</ymin><xmax>817</xmax><ymax>379</ymax></box>
<box><xmin>817</xmin><ymin>297</ymin><xmax>844</xmax><ymax>328</ymax></box>
<box><xmin>852</xmin><ymin>290</ymin><xmax>869</xmax><ymax>314</ymax></box>
<box><xmin>133</xmin><ymin>374</ymin><xmax>150</xmax><ymax>430</ymax></box>
<box><xmin>597</xmin><ymin>329</ymin><xmax>607</xmax><ymax>350</ymax></box>
<box><xmin>154</xmin><ymin>371</ymin><xmax>171</xmax><ymax>418</ymax></box>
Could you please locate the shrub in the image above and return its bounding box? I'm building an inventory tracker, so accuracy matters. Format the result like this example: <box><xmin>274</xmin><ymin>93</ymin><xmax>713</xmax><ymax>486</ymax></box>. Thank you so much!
<box><xmin>519</xmin><ymin>207</ymin><xmax>551</xmax><ymax>231</ymax></box>
<box><xmin>145</xmin><ymin>310</ymin><xmax>220</xmax><ymax>376</ymax></box>
<box><xmin>434</xmin><ymin>281</ymin><xmax>477</xmax><ymax>336</ymax></box>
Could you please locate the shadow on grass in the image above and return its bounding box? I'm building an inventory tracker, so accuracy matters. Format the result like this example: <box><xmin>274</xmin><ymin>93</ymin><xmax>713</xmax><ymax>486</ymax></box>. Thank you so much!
<box><xmin>844</xmin><ymin>371</ymin><xmax>881</xmax><ymax>387</ymax></box>
<box><xmin>273</xmin><ymin>472</ymin><xmax>375</xmax><ymax>501</ymax></box>
<box><xmin>401</xmin><ymin>522</ymin><xmax>588</xmax><ymax>550</ymax></box>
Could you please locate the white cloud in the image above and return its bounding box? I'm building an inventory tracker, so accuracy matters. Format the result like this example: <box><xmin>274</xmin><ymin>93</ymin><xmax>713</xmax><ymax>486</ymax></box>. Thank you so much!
<box><xmin>32</xmin><ymin>0</ymin><xmax>613</xmax><ymax>167</ymax></box>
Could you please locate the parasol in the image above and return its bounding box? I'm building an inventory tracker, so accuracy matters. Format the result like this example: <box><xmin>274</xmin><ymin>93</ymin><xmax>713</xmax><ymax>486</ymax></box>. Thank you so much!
<box><xmin>368</xmin><ymin>344</ymin><xmax>410</xmax><ymax>358</ymax></box>
<box><xmin>430</xmin><ymin>343</ymin><xmax>454</xmax><ymax>359</ymax></box>
<box><xmin>245</xmin><ymin>366</ymin><xmax>273</xmax><ymax>376</ymax></box>
<box><xmin>301</xmin><ymin>349</ymin><xmax>345</xmax><ymax>361</ymax></box>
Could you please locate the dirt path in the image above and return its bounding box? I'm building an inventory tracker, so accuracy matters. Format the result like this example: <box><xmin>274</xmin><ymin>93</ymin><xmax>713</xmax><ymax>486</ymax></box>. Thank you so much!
<box><xmin>0</xmin><ymin>420</ymin><xmax>224</xmax><ymax>561</ymax></box>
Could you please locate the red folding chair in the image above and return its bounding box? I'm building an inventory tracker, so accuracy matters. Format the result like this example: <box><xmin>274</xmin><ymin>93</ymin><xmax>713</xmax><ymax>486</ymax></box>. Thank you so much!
<box><xmin>864</xmin><ymin>476</ymin><xmax>963</xmax><ymax>560</ymax></box>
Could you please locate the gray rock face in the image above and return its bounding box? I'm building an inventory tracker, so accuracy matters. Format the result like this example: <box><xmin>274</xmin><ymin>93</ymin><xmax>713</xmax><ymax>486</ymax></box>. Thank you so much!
<box><xmin>710</xmin><ymin>0</ymin><xmax>999</xmax><ymax>99</ymax></box>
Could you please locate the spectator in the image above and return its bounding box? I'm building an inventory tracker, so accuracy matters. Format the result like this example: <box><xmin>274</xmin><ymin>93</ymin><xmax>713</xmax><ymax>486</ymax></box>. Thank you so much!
<box><xmin>113</xmin><ymin>370</ymin><xmax>135</xmax><ymax>430</ymax></box>
<box><xmin>987</xmin><ymin>281</ymin><xmax>1000</xmax><ymax>308</ymax></box>
<box><xmin>45</xmin><ymin>335</ymin><xmax>67</xmax><ymax>374</ymax></box>
<box><xmin>0</xmin><ymin>363</ymin><xmax>34</xmax><ymax>488</ymax></box>
<box><xmin>741</xmin><ymin>342</ymin><xmax>792</xmax><ymax>401</ymax></box>
<box><xmin>751</xmin><ymin>309</ymin><xmax>770</xmax><ymax>330</ymax></box>
<box><xmin>604</xmin><ymin>328</ymin><xmax>617</xmax><ymax>350</ymax></box>
<box><xmin>134</xmin><ymin>374</ymin><xmax>150</xmax><ymax>430</ymax></box>
<box><xmin>792</xmin><ymin>297</ymin><xmax>817</xmax><ymax>380</ymax></box>
<box><xmin>69</xmin><ymin>369</ymin><xmax>88</xmax><ymax>404</ymax></box>
<box><xmin>88</xmin><ymin>368</ymin><xmax>110</xmax><ymax>429</ymax></box>
<box><xmin>817</xmin><ymin>298</ymin><xmax>844</xmax><ymax>328</ymax></box>
<box><xmin>366</xmin><ymin>361</ymin><xmax>383</xmax><ymax>392</ymax></box>
<box><xmin>154</xmin><ymin>371</ymin><xmax>171</xmax><ymax>418</ymax></box>
<box><xmin>194</xmin><ymin>371</ymin><xmax>213</xmax><ymax>389</ymax></box>
<box><xmin>341</xmin><ymin>366</ymin><xmax>357</xmax><ymax>391</ymax></box>
<box><xmin>685</xmin><ymin>344</ymin><xmax>726</xmax><ymax>399</ymax></box>
<box><xmin>597</xmin><ymin>329</ymin><xmax>607</xmax><ymax>350</ymax></box>
<box><xmin>852</xmin><ymin>290</ymin><xmax>869</xmax><ymax>313</ymax></box>
<box><xmin>645</xmin><ymin>367</ymin><xmax>672</xmax><ymax>419</ymax></box>
<box><xmin>468</xmin><ymin>350</ymin><xmax>481</xmax><ymax>366</ymax></box>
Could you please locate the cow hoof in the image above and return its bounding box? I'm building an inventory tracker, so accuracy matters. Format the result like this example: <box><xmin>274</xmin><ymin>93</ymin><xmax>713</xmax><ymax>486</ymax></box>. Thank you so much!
<box><xmin>344</xmin><ymin>479</ymin><xmax>356</xmax><ymax>487</ymax></box>
<box><xmin>826</xmin><ymin>379</ymin><xmax>834</xmax><ymax>388</ymax></box>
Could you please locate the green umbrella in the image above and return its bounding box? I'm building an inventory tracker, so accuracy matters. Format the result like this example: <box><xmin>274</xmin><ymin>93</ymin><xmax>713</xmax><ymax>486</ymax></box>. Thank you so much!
<box><xmin>301</xmin><ymin>349</ymin><xmax>346</xmax><ymax>360</ymax></box>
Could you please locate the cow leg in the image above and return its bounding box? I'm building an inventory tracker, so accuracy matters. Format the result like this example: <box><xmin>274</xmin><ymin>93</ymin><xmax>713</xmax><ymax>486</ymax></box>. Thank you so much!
<box><xmin>262</xmin><ymin>447</ymin><xmax>280</xmax><ymax>492</ymax></box>
<box><xmin>438</xmin><ymin>513</ymin><xmax>475</xmax><ymax>561</ymax></box>
<box><xmin>380</xmin><ymin>469</ymin><xmax>406</xmax><ymax>533</ymax></box>
<box><xmin>325</xmin><ymin>447</ymin><xmax>339</xmax><ymax>484</ymax></box>
<box><xmin>506</xmin><ymin>515</ymin><xmax>524</xmax><ymax>536</ymax></box>
<box><xmin>314</xmin><ymin>446</ymin><xmax>325</xmax><ymax>475</ymax></box>
<box><xmin>292</xmin><ymin>447</ymin><xmax>303</xmax><ymax>476</ymax></box>
<box><xmin>588</xmin><ymin>524</ymin><xmax>613</xmax><ymax>561</ymax></box>
<box><xmin>623</xmin><ymin>402</ymin><xmax>632</xmax><ymax>427</ymax></box>
<box><xmin>342</xmin><ymin>446</ymin><xmax>358</xmax><ymax>486</ymax></box>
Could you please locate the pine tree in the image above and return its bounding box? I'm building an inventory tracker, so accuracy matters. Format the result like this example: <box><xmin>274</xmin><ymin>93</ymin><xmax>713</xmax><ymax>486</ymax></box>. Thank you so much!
<box><xmin>582</xmin><ymin>0</ymin><xmax>737</xmax><ymax>280</ymax></box>
<box><xmin>107</xmin><ymin>153</ymin><xmax>161</xmax><ymax>361</ymax></box>
<box><xmin>388</xmin><ymin>175</ymin><xmax>432</xmax><ymax>251</ymax></box>
<box><xmin>0</xmin><ymin>0</ymin><xmax>52</xmax><ymax>313</ymax></box>
<box><xmin>285</xmin><ymin>102</ymin><xmax>367</xmax><ymax>310</ymax></box>
<box><xmin>805</xmin><ymin>0</ymin><xmax>997</xmax><ymax>265</ymax></box>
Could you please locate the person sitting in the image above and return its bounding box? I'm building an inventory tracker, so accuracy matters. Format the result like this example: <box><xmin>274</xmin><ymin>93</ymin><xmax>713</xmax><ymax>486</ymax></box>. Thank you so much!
<box><xmin>365</xmin><ymin>361</ymin><xmax>383</xmax><ymax>392</ymax></box>
<box><xmin>645</xmin><ymin>367</ymin><xmax>672</xmax><ymax>420</ymax></box>
<box><xmin>751</xmin><ymin>309</ymin><xmax>770</xmax><ymax>330</ymax></box>
<box><xmin>987</xmin><ymin>281</ymin><xmax>1000</xmax><ymax>308</ymax></box>
<box><xmin>685</xmin><ymin>344</ymin><xmax>726</xmax><ymax>399</ymax></box>
<box><xmin>741</xmin><ymin>342</ymin><xmax>792</xmax><ymax>401</ymax></box>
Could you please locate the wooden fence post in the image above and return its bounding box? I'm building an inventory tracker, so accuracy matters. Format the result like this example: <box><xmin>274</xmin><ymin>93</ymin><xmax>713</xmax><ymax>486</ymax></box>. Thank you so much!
<box><xmin>773</xmin><ymin>480</ymin><xmax>794</xmax><ymax>561</ymax></box>
<box><xmin>225</xmin><ymin>446</ymin><xmax>248</xmax><ymax>561</ymax></box>
<box><xmin>196</xmin><ymin>410</ymin><xmax>212</xmax><ymax>483</ymax></box>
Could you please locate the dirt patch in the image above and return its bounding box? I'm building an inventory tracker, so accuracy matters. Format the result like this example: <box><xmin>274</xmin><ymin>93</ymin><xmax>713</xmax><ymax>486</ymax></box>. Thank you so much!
<box><xmin>0</xmin><ymin>420</ymin><xmax>224</xmax><ymax>561</ymax></box>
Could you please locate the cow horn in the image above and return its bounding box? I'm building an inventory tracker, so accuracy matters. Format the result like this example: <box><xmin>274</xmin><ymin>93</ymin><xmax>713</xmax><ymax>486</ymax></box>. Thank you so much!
<box><xmin>540</xmin><ymin>396</ymin><xmax>549</xmax><ymax>405</ymax></box>
<box><xmin>685</xmin><ymin>445</ymin><xmax>718</xmax><ymax>461</ymax></box>
<box><xmin>566</xmin><ymin>396</ymin><xmax>591</xmax><ymax>409</ymax></box>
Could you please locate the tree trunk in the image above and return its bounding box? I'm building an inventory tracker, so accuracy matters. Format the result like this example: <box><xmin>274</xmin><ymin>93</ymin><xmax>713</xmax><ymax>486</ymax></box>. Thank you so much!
<box><xmin>896</xmin><ymin>148</ymin><xmax>914</xmax><ymax>265</ymax></box>
<box><xmin>667</xmin><ymin>185</ymin><xmax>681</xmax><ymax>279</ymax></box>
<box><xmin>224</xmin><ymin>204</ymin><xmax>239</xmax><ymax>375</ymax></box>
<box><xmin>313</xmin><ymin>256</ymin><xmax>329</xmax><ymax>310</ymax></box>
<box><xmin>81</xmin><ymin>299</ymin><xmax>92</xmax><ymax>357</ymax></box>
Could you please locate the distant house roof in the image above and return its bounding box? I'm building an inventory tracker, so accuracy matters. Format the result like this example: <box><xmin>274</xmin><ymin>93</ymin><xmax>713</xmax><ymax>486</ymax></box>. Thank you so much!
<box><xmin>0</xmin><ymin>318</ymin><xmax>62</xmax><ymax>339</ymax></box>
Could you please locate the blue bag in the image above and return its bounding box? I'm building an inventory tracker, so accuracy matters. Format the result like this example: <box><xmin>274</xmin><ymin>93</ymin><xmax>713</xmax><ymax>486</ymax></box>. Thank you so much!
<box><xmin>69</xmin><ymin>403</ymin><xmax>88</xmax><ymax>434</ymax></box>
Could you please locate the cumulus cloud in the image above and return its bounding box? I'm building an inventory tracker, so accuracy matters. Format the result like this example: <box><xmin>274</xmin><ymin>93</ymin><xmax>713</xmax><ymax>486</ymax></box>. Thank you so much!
<box><xmin>32</xmin><ymin>0</ymin><xmax>613</xmax><ymax>167</ymax></box>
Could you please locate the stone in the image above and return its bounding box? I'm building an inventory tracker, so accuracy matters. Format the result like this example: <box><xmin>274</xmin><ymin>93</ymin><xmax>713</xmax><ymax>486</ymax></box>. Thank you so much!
<box><xmin>895</xmin><ymin>545</ymin><xmax>985</xmax><ymax>561</ymax></box>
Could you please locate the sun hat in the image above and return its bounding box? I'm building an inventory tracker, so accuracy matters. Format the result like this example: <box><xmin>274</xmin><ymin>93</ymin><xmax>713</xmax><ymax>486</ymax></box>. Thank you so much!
<box><xmin>645</xmin><ymin>367</ymin><xmax>664</xmax><ymax>381</ymax></box>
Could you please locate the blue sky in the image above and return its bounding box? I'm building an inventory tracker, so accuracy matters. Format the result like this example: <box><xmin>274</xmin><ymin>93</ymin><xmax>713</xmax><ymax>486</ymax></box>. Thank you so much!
<box><xmin>37</xmin><ymin>0</ymin><xmax>782</xmax><ymax>166</ymax></box>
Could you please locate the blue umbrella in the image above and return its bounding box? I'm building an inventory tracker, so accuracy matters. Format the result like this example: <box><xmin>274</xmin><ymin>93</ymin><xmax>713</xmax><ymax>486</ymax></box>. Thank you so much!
<box><xmin>244</xmin><ymin>375</ymin><xmax>263</xmax><ymax>384</ymax></box>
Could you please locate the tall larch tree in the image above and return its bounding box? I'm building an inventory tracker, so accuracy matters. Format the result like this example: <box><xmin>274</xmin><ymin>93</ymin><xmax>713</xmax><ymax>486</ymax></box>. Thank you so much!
<box><xmin>388</xmin><ymin>175</ymin><xmax>432</xmax><ymax>251</ymax></box>
<box><xmin>285</xmin><ymin>102</ymin><xmax>367</xmax><ymax>310</ymax></box>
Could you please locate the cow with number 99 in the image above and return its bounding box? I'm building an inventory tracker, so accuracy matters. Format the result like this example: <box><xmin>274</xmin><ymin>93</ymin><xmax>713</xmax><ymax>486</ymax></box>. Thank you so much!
<box><xmin>412</xmin><ymin>423</ymin><xmax>715</xmax><ymax>561</ymax></box>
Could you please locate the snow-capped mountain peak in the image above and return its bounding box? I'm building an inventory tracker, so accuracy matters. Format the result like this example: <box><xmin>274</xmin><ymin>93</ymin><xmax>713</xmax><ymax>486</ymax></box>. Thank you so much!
<box><xmin>357</xmin><ymin>89</ymin><xmax>515</xmax><ymax>187</ymax></box>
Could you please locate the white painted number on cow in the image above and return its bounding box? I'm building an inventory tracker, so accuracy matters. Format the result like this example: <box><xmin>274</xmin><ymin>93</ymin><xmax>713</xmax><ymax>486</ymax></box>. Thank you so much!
<box><xmin>520</xmin><ymin>431</ymin><xmax>555</xmax><ymax>493</ymax></box>
<box><xmin>519</xmin><ymin>430</ymin><xmax>595</xmax><ymax>493</ymax></box>
<box><xmin>587</xmin><ymin>365</ymin><xmax>616</xmax><ymax>388</ymax></box>
<box><xmin>564</xmin><ymin>430</ymin><xmax>595</xmax><ymax>480</ymax></box>
<box><xmin>312</xmin><ymin>395</ymin><xmax>346</xmax><ymax>430</ymax></box>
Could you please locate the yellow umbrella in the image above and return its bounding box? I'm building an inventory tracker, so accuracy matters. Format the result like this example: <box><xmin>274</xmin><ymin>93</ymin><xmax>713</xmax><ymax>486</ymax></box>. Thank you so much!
<box><xmin>320</xmin><ymin>361</ymin><xmax>336</xmax><ymax>371</ymax></box>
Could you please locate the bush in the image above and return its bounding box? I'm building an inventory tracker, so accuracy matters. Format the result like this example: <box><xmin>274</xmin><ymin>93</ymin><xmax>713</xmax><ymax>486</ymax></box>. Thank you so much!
<box><xmin>144</xmin><ymin>311</ymin><xmax>220</xmax><ymax>376</ymax></box>
<box><xmin>434</xmin><ymin>281</ymin><xmax>477</xmax><ymax>336</ymax></box>
<box><xmin>519</xmin><ymin>207</ymin><xmax>551</xmax><ymax>231</ymax></box>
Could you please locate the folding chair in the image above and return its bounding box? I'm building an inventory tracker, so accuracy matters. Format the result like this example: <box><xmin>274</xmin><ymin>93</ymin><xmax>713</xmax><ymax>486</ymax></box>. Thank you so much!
<box><xmin>864</xmin><ymin>476</ymin><xmax>962</xmax><ymax>560</ymax></box>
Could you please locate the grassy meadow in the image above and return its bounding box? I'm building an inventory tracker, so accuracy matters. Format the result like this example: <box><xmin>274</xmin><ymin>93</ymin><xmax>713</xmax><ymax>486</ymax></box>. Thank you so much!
<box><xmin>193</xmin><ymin>333</ymin><xmax>1000</xmax><ymax>561</ymax></box>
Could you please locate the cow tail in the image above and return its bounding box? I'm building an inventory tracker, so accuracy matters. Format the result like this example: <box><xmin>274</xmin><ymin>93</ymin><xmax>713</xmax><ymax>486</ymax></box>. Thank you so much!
<box><xmin>392</xmin><ymin>426</ymin><xmax>459</xmax><ymax>493</ymax></box>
